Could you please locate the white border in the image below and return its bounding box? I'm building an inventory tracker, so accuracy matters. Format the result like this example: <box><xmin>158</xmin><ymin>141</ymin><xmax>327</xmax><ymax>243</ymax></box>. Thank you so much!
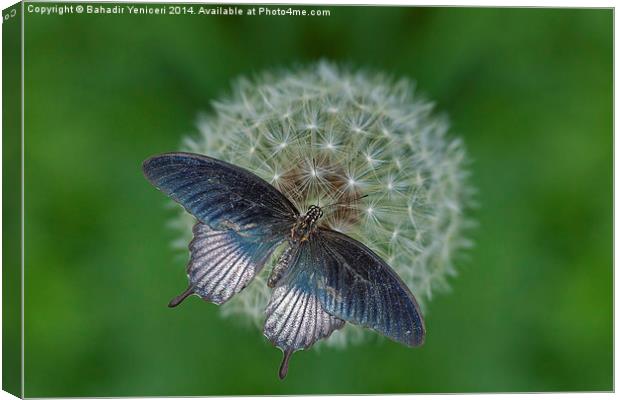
<box><xmin>0</xmin><ymin>1</ymin><xmax>615</xmax><ymax>400</ymax></box>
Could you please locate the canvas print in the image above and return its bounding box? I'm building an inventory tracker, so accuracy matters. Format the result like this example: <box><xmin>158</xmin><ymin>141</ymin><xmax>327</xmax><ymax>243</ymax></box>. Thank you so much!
<box><xmin>2</xmin><ymin>1</ymin><xmax>613</xmax><ymax>397</ymax></box>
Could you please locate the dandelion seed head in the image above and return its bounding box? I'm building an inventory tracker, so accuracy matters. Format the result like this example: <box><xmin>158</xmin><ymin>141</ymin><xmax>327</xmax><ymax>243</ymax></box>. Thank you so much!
<box><xmin>182</xmin><ymin>61</ymin><xmax>473</xmax><ymax>348</ymax></box>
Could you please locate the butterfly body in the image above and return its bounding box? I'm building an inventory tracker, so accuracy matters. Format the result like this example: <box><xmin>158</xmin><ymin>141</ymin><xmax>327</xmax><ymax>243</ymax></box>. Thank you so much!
<box><xmin>142</xmin><ymin>152</ymin><xmax>425</xmax><ymax>380</ymax></box>
<box><xmin>268</xmin><ymin>205</ymin><xmax>322</xmax><ymax>288</ymax></box>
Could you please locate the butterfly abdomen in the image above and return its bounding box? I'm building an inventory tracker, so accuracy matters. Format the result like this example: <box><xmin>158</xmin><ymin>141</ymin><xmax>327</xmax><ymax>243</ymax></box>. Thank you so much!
<box><xmin>268</xmin><ymin>246</ymin><xmax>296</xmax><ymax>288</ymax></box>
<box><xmin>269</xmin><ymin>205</ymin><xmax>323</xmax><ymax>288</ymax></box>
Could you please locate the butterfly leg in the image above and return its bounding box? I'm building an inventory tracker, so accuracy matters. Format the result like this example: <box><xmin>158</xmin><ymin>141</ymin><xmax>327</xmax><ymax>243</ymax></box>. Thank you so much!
<box><xmin>168</xmin><ymin>285</ymin><xmax>194</xmax><ymax>308</ymax></box>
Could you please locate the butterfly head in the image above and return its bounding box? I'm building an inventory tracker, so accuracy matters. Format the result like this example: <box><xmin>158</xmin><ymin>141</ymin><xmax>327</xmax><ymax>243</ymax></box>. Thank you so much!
<box><xmin>305</xmin><ymin>204</ymin><xmax>323</xmax><ymax>223</ymax></box>
<box><xmin>291</xmin><ymin>205</ymin><xmax>323</xmax><ymax>242</ymax></box>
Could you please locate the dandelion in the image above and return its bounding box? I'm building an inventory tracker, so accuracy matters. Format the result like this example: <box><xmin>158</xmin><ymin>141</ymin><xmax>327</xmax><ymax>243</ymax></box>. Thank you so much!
<box><xmin>178</xmin><ymin>61</ymin><xmax>474</xmax><ymax>347</ymax></box>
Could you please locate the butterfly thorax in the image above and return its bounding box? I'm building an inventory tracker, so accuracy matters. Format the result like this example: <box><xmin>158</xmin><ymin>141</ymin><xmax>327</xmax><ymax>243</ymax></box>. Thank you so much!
<box><xmin>290</xmin><ymin>205</ymin><xmax>323</xmax><ymax>243</ymax></box>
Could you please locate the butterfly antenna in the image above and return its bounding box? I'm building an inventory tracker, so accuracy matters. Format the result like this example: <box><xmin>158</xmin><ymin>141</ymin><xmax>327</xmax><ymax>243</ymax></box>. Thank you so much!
<box><xmin>168</xmin><ymin>285</ymin><xmax>194</xmax><ymax>308</ymax></box>
<box><xmin>278</xmin><ymin>349</ymin><xmax>293</xmax><ymax>380</ymax></box>
<box><xmin>323</xmin><ymin>194</ymin><xmax>369</xmax><ymax>210</ymax></box>
<box><xmin>311</xmin><ymin>158</ymin><xmax>322</xmax><ymax>208</ymax></box>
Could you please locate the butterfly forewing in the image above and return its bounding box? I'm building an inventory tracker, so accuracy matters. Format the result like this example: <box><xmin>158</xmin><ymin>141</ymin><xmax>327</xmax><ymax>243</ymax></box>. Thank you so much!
<box><xmin>142</xmin><ymin>152</ymin><xmax>299</xmax><ymax>231</ymax></box>
<box><xmin>311</xmin><ymin>228</ymin><xmax>425</xmax><ymax>347</ymax></box>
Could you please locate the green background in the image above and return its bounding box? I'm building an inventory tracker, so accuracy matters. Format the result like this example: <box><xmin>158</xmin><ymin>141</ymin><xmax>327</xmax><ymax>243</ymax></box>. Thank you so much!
<box><xmin>20</xmin><ymin>4</ymin><xmax>612</xmax><ymax>396</ymax></box>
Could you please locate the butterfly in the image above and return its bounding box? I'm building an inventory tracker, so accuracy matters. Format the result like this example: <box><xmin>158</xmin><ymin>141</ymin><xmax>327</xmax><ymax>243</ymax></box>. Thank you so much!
<box><xmin>142</xmin><ymin>152</ymin><xmax>425</xmax><ymax>379</ymax></box>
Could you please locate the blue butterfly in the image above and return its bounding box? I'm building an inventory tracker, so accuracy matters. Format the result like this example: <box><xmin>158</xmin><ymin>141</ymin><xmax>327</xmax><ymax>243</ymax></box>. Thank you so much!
<box><xmin>142</xmin><ymin>152</ymin><xmax>425</xmax><ymax>379</ymax></box>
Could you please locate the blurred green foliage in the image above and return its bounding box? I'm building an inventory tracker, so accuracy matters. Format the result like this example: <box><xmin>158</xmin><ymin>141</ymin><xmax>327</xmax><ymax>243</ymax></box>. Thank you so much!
<box><xmin>21</xmin><ymin>5</ymin><xmax>611</xmax><ymax>396</ymax></box>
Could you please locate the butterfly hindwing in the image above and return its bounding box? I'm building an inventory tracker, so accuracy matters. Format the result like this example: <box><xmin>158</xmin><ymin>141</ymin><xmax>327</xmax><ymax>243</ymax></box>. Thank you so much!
<box><xmin>311</xmin><ymin>228</ymin><xmax>425</xmax><ymax>347</ymax></box>
<box><xmin>180</xmin><ymin>222</ymin><xmax>283</xmax><ymax>305</ymax></box>
<box><xmin>263</xmin><ymin>244</ymin><xmax>345</xmax><ymax>379</ymax></box>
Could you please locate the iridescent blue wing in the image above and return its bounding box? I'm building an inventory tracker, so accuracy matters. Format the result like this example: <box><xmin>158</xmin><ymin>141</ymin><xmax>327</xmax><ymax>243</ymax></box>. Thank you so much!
<box><xmin>142</xmin><ymin>152</ymin><xmax>299</xmax><ymax>306</ymax></box>
<box><xmin>263</xmin><ymin>244</ymin><xmax>345</xmax><ymax>379</ymax></box>
<box><xmin>142</xmin><ymin>152</ymin><xmax>299</xmax><ymax>230</ymax></box>
<box><xmin>313</xmin><ymin>228</ymin><xmax>426</xmax><ymax>347</ymax></box>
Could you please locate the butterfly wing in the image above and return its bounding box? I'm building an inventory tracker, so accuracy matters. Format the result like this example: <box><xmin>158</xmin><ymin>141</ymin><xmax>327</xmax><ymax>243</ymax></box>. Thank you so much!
<box><xmin>263</xmin><ymin>243</ymin><xmax>345</xmax><ymax>379</ymax></box>
<box><xmin>176</xmin><ymin>222</ymin><xmax>283</xmax><ymax>306</ymax></box>
<box><xmin>143</xmin><ymin>152</ymin><xmax>299</xmax><ymax>306</ymax></box>
<box><xmin>313</xmin><ymin>228</ymin><xmax>426</xmax><ymax>347</ymax></box>
<box><xmin>263</xmin><ymin>229</ymin><xmax>424</xmax><ymax>378</ymax></box>
<box><xmin>142</xmin><ymin>152</ymin><xmax>299</xmax><ymax>230</ymax></box>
